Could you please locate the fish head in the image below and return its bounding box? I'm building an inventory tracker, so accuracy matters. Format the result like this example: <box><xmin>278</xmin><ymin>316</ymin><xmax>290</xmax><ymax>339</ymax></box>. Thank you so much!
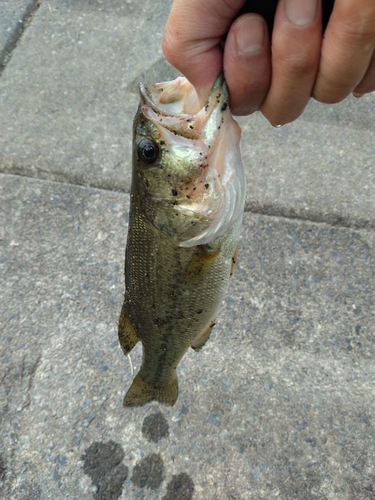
<box><xmin>132</xmin><ymin>74</ymin><xmax>246</xmax><ymax>246</ymax></box>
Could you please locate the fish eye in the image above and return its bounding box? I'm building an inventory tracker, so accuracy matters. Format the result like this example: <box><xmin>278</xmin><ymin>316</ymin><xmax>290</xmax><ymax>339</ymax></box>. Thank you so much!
<box><xmin>138</xmin><ymin>138</ymin><xmax>159</xmax><ymax>165</ymax></box>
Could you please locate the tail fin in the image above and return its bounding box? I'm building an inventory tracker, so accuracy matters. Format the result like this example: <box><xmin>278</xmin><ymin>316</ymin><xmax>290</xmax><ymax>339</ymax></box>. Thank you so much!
<box><xmin>123</xmin><ymin>371</ymin><xmax>178</xmax><ymax>407</ymax></box>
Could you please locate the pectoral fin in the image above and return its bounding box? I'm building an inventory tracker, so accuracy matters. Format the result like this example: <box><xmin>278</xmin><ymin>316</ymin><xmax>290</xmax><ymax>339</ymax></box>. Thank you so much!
<box><xmin>191</xmin><ymin>321</ymin><xmax>216</xmax><ymax>352</ymax></box>
<box><xmin>118</xmin><ymin>297</ymin><xmax>140</xmax><ymax>355</ymax></box>
<box><xmin>183</xmin><ymin>244</ymin><xmax>220</xmax><ymax>282</ymax></box>
<box><xmin>124</xmin><ymin>371</ymin><xmax>178</xmax><ymax>407</ymax></box>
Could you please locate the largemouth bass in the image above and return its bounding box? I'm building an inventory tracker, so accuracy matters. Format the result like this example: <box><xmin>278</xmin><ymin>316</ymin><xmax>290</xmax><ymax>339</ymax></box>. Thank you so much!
<box><xmin>118</xmin><ymin>74</ymin><xmax>246</xmax><ymax>407</ymax></box>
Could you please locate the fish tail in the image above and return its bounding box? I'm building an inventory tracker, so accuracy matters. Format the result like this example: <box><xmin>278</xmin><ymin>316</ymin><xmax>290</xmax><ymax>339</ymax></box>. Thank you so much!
<box><xmin>123</xmin><ymin>371</ymin><xmax>178</xmax><ymax>407</ymax></box>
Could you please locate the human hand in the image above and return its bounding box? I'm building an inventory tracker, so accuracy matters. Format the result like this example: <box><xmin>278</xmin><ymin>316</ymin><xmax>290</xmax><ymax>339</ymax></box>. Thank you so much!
<box><xmin>163</xmin><ymin>0</ymin><xmax>375</xmax><ymax>124</ymax></box>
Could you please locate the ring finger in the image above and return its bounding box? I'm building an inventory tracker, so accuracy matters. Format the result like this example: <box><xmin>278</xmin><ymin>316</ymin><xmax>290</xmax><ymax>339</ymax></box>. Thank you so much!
<box><xmin>261</xmin><ymin>0</ymin><xmax>323</xmax><ymax>125</ymax></box>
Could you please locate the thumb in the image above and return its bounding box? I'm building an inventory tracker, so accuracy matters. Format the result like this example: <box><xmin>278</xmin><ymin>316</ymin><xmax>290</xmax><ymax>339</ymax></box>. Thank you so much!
<box><xmin>162</xmin><ymin>0</ymin><xmax>246</xmax><ymax>105</ymax></box>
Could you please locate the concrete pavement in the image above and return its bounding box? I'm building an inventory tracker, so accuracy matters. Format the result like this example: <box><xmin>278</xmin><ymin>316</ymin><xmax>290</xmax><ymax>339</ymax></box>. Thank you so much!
<box><xmin>1</xmin><ymin>1</ymin><xmax>374</xmax><ymax>499</ymax></box>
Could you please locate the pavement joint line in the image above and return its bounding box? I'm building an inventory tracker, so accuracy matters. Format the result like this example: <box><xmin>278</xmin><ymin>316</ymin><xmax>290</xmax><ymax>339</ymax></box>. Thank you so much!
<box><xmin>245</xmin><ymin>203</ymin><xmax>375</xmax><ymax>232</ymax></box>
<box><xmin>0</xmin><ymin>0</ymin><xmax>41</xmax><ymax>77</ymax></box>
<box><xmin>2</xmin><ymin>171</ymin><xmax>374</xmax><ymax>233</ymax></box>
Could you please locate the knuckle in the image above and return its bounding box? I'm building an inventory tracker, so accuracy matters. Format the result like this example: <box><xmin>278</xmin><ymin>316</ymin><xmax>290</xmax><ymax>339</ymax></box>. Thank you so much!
<box><xmin>162</xmin><ymin>29</ymin><xmax>179</xmax><ymax>66</ymax></box>
<box><xmin>335</xmin><ymin>17</ymin><xmax>375</xmax><ymax>49</ymax></box>
<box><xmin>273</xmin><ymin>50</ymin><xmax>318</xmax><ymax>77</ymax></box>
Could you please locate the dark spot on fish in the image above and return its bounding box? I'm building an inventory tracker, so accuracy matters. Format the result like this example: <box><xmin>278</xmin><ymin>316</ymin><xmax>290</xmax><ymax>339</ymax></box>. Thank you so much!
<box><xmin>196</xmin><ymin>309</ymin><xmax>203</xmax><ymax>314</ymax></box>
<box><xmin>162</xmin><ymin>473</ymin><xmax>195</xmax><ymax>500</ymax></box>
<box><xmin>221</xmin><ymin>101</ymin><xmax>228</xmax><ymax>112</ymax></box>
<box><xmin>142</xmin><ymin>412</ymin><xmax>169</xmax><ymax>443</ymax></box>
<box><xmin>205</xmin><ymin>184</ymin><xmax>209</xmax><ymax>189</ymax></box>
<box><xmin>188</xmin><ymin>124</ymin><xmax>194</xmax><ymax>129</ymax></box>
<box><xmin>172</xmin><ymin>200</ymin><xmax>179</xmax><ymax>206</ymax></box>
<box><xmin>82</xmin><ymin>441</ymin><xmax>128</xmax><ymax>500</ymax></box>
<box><xmin>160</xmin><ymin>140</ymin><xmax>165</xmax><ymax>145</ymax></box>
<box><xmin>218</xmin><ymin>126</ymin><xmax>221</xmax><ymax>130</ymax></box>
<box><xmin>193</xmin><ymin>187</ymin><xmax>196</xmax><ymax>190</ymax></box>
<box><xmin>186</xmin><ymin>195</ymin><xmax>191</xmax><ymax>199</ymax></box>
<box><xmin>132</xmin><ymin>454</ymin><xmax>164</xmax><ymax>490</ymax></box>
<box><xmin>171</xmin><ymin>189</ymin><xmax>178</xmax><ymax>196</ymax></box>
<box><xmin>153</xmin><ymin>316</ymin><xmax>167</xmax><ymax>327</ymax></box>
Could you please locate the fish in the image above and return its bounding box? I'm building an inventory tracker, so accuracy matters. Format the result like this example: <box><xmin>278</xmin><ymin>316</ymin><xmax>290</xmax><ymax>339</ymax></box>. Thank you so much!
<box><xmin>118</xmin><ymin>74</ymin><xmax>246</xmax><ymax>407</ymax></box>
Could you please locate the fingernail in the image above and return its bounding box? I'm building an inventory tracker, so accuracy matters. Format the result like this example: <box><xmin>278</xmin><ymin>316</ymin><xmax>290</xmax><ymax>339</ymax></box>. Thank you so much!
<box><xmin>352</xmin><ymin>92</ymin><xmax>364</xmax><ymax>98</ymax></box>
<box><xmin>285</xmin><ymin>0</ymin><xmax>318</xmax><ymax>26</ymax></box>
<box><xmin>271</xmin><ymin>123</ymin><xmax>282</xmax><ymax>128</ymax></box>
<box><xmin>236</xmin><ymin>16</ymin><xmax>265</xmax><ymax>55</ymax></box>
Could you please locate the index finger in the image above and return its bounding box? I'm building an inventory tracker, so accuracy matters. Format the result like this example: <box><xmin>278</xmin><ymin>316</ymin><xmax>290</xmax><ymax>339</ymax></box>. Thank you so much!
<box><xmin>162</xmin><ymin>0</ymin><xmax>246</xmax><ymax>102</ymax></box>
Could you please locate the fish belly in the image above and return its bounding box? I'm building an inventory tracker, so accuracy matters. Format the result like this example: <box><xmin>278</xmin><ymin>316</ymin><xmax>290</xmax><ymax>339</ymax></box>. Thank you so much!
<box><xmin>118</xmin><ymin>201</ymin><xmax>241</xmax><ymax>407</ymax></box>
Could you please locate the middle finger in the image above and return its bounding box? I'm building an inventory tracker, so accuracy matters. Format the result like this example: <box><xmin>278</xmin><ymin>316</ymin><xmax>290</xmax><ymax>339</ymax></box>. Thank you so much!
<box><xmin>261</xmin><ymin>0</ymin><xmax>323</xmax><ymax>125</ymax></box>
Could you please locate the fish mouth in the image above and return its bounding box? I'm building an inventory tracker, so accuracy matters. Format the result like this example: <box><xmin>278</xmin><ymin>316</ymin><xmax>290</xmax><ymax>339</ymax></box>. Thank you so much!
<box><xmin>139</xmin><ymin>74</ymin><xmax>227</xmax><ymax>141</ymax></box>
<box><xmin>138</xmin><ymin>74</ymin><xmax>245</xmax><ymax>247</ymax></box>
<box><xmin>140</xmin><ymin>73</ymin><xmax>225</xmax><ymax>116</ymax></box>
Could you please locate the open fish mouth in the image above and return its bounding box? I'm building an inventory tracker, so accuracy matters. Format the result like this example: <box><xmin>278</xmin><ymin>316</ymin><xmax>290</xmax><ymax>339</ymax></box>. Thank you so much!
<box><xmin>138</xmin><ymin>75</ymin><xmax>246</xmax><ymax>247</ymax></box>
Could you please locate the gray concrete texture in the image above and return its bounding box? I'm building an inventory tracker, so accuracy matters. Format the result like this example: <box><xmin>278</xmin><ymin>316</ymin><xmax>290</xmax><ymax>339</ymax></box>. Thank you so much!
<box><xmin>0</xmin><ymin>0</ymin><xmax>374</xmax><ymax>499</ymax></box>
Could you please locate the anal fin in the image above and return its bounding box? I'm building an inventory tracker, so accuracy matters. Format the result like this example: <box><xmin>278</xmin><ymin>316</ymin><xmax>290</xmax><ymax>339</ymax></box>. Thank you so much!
<box><xmin>124</xmin><ymin>371</ymin><xmax>178</xmax><ymax>408</ymax></box>
<box><xmin>118</xmin><ymin>297</ymin><xmax>140</xmax><ymax>355</ymax></box>
<box><xmin>191</xmin><ymin>321</ymin><xmax>216</xmax><ymax>352</ymax></box>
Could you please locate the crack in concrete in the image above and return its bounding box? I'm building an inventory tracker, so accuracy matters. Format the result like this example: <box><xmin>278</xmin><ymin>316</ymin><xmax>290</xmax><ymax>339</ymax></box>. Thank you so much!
<box><xmin>0</xmin><ymin>1</ymin><xmax>41</xmax><ymax>77</ymax></box>
<box><xmin>245</xmin><ymin>202</ymin><xmax>375</xmax><ymax>231</ymax></box>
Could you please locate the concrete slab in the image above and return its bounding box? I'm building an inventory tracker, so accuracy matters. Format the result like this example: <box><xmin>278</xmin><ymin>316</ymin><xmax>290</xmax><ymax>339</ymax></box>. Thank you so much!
<box><xmin>0</xmin><ymin>1</ymin><xmax>39</xmax><ymax>72</ymax></box>
<box><xmin>1</xmin><ymin>174</ymin><xmax>374</xmax><ymax>499</ymax></box>
<box><xmin>0</xmin><ymin>0</ymin><xmax>374</xmax><ymax>230</ymax></box>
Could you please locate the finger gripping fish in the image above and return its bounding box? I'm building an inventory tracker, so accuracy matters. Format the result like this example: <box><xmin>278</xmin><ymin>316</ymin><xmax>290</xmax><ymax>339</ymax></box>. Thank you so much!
<box><xmin>118</xmin><ymin>74</ymin><xmax>246</xmax><ymax>407</ymax></box>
